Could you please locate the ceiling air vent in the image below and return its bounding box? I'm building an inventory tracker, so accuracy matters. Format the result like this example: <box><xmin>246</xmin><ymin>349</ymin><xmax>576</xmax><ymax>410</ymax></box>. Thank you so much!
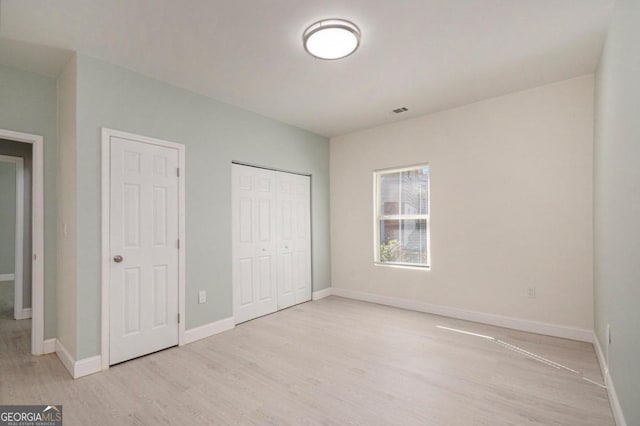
<box><xmin>392</xmin><ymin>107</ymin><xmax>408</xmax><ymax>114</ymax></box>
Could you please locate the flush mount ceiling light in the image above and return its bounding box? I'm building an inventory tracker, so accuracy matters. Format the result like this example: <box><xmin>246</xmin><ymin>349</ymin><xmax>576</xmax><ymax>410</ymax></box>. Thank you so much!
<box><xmin>303</xmin><ymin>19</ymin><xmax>361</xmax><ymax>60</ymax></box>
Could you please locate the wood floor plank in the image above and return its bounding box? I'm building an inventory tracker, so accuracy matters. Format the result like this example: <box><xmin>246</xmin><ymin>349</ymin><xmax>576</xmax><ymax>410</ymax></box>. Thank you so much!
<box><xmin>0</xmin><ymin>295</ymin><xmax>614</xmax><ymax>425</ymax></box>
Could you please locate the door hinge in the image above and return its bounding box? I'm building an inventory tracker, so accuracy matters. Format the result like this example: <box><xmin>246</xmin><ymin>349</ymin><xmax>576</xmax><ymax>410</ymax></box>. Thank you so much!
<box><xmin>177</xmin><ymin>239</ymin><xmax>180</xmax><ymax>249</ymax></box>
<box><xmin>178</xmin><ymin>313</ymin><xmax>181</xmax><ymax>324</ymax></box>
<box><xmin>177</xmin><ymin>167</ymin><xmax>180</xmax><ymax>177</ymax></box>
<box><xmin>33</xmin><ymin>254</ymin><xmax>37</xmax><ymax>261</ymax></box>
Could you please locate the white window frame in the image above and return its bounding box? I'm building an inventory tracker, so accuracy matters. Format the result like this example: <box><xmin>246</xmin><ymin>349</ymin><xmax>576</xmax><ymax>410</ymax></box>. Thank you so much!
<box><xmin>373</xmin><ymin>164</ymin><xmax>431</xmax><ymax>269</ymax></box>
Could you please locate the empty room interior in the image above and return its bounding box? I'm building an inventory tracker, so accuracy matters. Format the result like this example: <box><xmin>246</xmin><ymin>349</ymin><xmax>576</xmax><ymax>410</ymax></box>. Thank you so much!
<box><xmin>0</xmin><ymin>0</ymin><xmax>638</xmax><ymax>424</ymax></box>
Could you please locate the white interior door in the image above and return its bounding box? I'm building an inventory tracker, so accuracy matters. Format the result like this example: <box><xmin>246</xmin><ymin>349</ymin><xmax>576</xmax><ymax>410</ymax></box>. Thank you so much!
<box><xmin>277</xmin><ymin>172</ymin><xmax>311</xmax><ymax>309</ymax></box>
<box><xmin>232</xmin><ymin>164</ymin><xmax>278</xmax><ymax>324</ymax></box>
<box><xmin>0</xmin><ymin>155</ymin><xmax>25</xmax><ymax>320</ymax></box>
<box><xmin>232</xmin><ymin>164</ymin><xmax>311</xmax><ymax>323</ymax></box>
<box><xmin>109</xmin><ymin>137</ymin><xmax>179</xmax><ymax>365</ymax></box>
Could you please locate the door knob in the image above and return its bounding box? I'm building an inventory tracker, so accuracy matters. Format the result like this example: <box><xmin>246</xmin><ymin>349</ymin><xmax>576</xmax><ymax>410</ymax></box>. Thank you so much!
<box><xmin>113</xmin><ymin>255</ymin><xmax>124</xmax><ymax>263</ymax></box>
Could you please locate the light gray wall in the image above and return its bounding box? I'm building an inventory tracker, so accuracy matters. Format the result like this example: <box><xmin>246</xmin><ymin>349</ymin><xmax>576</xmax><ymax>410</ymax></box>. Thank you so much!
<box><xmin>74</xmin><ymin>55</ymin><xmax>330</xmax><ymax>359</ymax></box>
<box><xmin>0</xmin><ymin>140</ymin><xmax>33</xmax><ymax>308</ymax></box>
<box><xmin>56</xmin><ymin>56</ymin><xmax>78</xmax><ymax>356</ymax></box>
<box><xmin>594</xmin><ymin>0</ymin><xmax>640</xmax><ymax>423</ymax></box>
<box><xmin>0</xmin><ymin>65</ymin><xmax>57</xmax><ymax>338</ymax></box>
<box><xmin>0</xmin><ymin>161</ymin><xmax>16</xmax><ymax>275</ymax></box>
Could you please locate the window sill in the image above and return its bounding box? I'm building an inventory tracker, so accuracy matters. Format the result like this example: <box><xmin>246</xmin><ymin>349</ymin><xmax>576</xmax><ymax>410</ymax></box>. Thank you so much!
<box><xmin>374</xmin><ymin>262</ymin><xmax>430</xmax><ymax>271</ymax></box>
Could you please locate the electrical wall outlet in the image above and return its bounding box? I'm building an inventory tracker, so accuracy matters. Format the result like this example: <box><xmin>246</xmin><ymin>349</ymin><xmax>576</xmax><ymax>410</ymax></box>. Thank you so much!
<box><xmin>198</xmin><ymin>290</ymin><xmax>206</xmax><ymax>304</ymax></box>
<box><xmin>527</xmin><ymin>287</ymin><xmax>536</xmax><ymax>298</ymax></box>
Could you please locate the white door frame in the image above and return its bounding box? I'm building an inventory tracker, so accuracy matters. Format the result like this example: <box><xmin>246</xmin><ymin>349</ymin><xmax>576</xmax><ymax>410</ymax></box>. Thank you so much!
<box><xmin>101</xmin><ymin>128</ymin><xmax>186</xmax><ymax>370</ymax></box>
<box><xmin>0</xmin><ymin>154</ymin><xmax>26</xmax><ymax>320</ymax></box>
<box><xmin>0</xmin><ymin>129</ymin><xmax>45</xmax><ymax>355</ymax></box>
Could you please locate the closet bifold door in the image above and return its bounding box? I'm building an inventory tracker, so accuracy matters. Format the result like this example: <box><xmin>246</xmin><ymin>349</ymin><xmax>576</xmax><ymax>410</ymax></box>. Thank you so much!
<box><xmin>232</xmin><ymin>165</ymin><xmax>278</xmax><ymax>324</ymax></box>
<box><xmin>276</xmin><ymin>172</ymin><xmax>311</xmax><ymax>309</ymax></box>
<box><xmin>232</xmin><ymin>164</ymin><xmax>312</xmax><ymax>324</ymax></box>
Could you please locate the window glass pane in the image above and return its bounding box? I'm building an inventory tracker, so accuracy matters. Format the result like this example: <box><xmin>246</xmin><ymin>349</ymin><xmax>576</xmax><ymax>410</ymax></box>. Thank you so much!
<box><xmin>380</xmin><ymin>173</ymin><xmax>400</xmax><ymax>215</ymax></box>
<box><xmin>379</xmin><ymin>219</ymin><xmax>428</xmax><ymax>265</ymax></box>
<box><xmin>400</xmin><ymin>168</ymin><xmax>429</xmax><ymax>215</ymax></box>
<box><xmin>379</xmin><ymin>167</ymin><xmax>429</xmax><ymax>216</ymax></box>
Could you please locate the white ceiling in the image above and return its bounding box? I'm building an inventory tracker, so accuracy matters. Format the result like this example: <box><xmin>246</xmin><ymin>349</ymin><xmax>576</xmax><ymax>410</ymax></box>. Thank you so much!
<box><xmin>0</xmin><ymin>0</ymin><xmax>613</xmax><ymax>137</ymax></box>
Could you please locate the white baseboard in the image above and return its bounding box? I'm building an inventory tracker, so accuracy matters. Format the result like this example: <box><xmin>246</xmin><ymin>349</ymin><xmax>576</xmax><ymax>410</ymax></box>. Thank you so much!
<box><xmin>184</xmin><ymin>317</ymin><xmax>235</xmax><ymax>345</ymax></box>
<box><xmin>0</xmin><ymin>273</ymin><xmax>15</xmax><ymax>282</ymax></box>
<box><xmin>55</xmin><ymin>339</ymin><xmax>75</xmax><ymax>377</ymax></box>
<box><xmin>74</xmin><ymin>355</ymin><xmax>102</xmax><ymax>379</ymax></box>
<box><xmin>43</xmin><ymin>338</ymin><xmax>56</xmax><ymax>354</ymax></box>
<box><xmin>15</xmin><ymin>307</ymin><xmax>32</xmax><ymax>320</ymax></box>
<box><xmin>312</xmin><ymin>287</ymin><xmax>333</xmax><ymax>300</ymax></box>
<box><xmin>55</xmin><ymin>339</ymin><xmax>102</xmax><ymax>379</ymax></box>
<box><xmin>594</xmin><ymin>334</ymin><xmax>628</xmax><ymax>426</ymax></box>
<box><xmin>332</xmin><ymin>287</ymin><xmax>593</xmax><ymax>342</ymax></box>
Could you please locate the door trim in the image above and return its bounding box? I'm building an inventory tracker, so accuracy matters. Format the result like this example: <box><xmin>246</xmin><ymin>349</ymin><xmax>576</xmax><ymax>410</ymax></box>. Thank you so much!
<box><xmin>100</xmin><ymin>128</ymin><xmax>186</xmax><ymax>370</ymax></box>
<box><xmin>231</xmin><ymin>160</ymin><xmax>311</xmax><ymax>178</ymax></box>
<box><xmin>0</xmin><ymin>128</ymin><xmax>45</xmax><ymax>355</ymax></box>
<box><xmin>0</xmin><ymin>154</ymin><xmax>25</xmax><ymax>320</ymax></box>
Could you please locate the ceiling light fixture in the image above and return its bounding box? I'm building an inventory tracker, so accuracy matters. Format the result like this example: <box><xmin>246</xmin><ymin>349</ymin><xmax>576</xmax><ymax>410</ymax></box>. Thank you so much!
<box><xmin>303</xmin><ymin>19</ymin><xmax>361</xmax><ymax>60</ymax></box>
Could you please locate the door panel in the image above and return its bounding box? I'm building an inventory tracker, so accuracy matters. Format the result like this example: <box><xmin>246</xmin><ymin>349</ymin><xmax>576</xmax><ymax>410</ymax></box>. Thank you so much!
<box><xmin>258</xmin><ymin>255</ymin><xmax>273</xmax><ymax>300</ymax></box>
<box><xmin>110</xmin><ymin>137</ymin><xmax>179</xmax><ymax>365</ymax></box>
<box><xmin>258</xmin><ymin>199</ymin><xmax>272</xmax><ymax>241</ymax></box>
<box><xmin>276</xmin><ymin>174</ymin><xmax>296</xmax><ymax>309</ymax></box>
<box><xmin>152</xmin><ymin>187</ymin><xmax>168</xmax><ymax>246</ymax></box>
<box><xmin>124</xmin><ymin>267</ymin><xmax>141</xmax><ymax>335</ymax></box>
<box><xmin>239</xmin><ymin>199</ymin><xmax>252</xmax><ymax>242</ymax></box>
<box><xmin>289</xmin><ymin>174</ymin><xmax>311</xmax><ymax>305</ymax></box>
<box><xmin>239</xmin><ymin>257</ymin><xmax>253</xmax><ymax>306</ymax></box>
<box><xmin>232</xmin><ymin>165</ymin><xmax>278</xmax><ymax>323</ymax></box>
<box><xmin>281</xmin><ymin>200</ymin><xmax>293</xmax><ymax>240</ymax></box>
<box><xmin>123</xmin><ymin>184</ymin><xmax>140</xmax><ymax>247</ymax></box>
<box><xmin>152</xmin><ymin>265</ymin><xmax>168</xmax><ymax>328</ymax></box>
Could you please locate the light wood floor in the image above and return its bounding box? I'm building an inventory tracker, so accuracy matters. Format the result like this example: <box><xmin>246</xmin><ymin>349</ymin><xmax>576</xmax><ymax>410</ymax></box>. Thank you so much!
<box><xmin>1</xmin><ymin>296</ymin><xmax>614</xmax><ymax>425</ymax></box>
<box><xmin>0</xmin><ymin>280</ymin><xmax>31</xmax><ymax>359</ymax></box>
<box><xmin>0</xmin><ymin>280</ymin><xmax>15</xmax><ymax>318</ymax></box>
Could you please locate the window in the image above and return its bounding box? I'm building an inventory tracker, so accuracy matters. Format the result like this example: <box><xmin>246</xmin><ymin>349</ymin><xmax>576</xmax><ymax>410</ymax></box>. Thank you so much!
<box><xmin>374</xmin><ymin>165</ymin><xmax>430</xmax><ymax>268</ymax></box>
